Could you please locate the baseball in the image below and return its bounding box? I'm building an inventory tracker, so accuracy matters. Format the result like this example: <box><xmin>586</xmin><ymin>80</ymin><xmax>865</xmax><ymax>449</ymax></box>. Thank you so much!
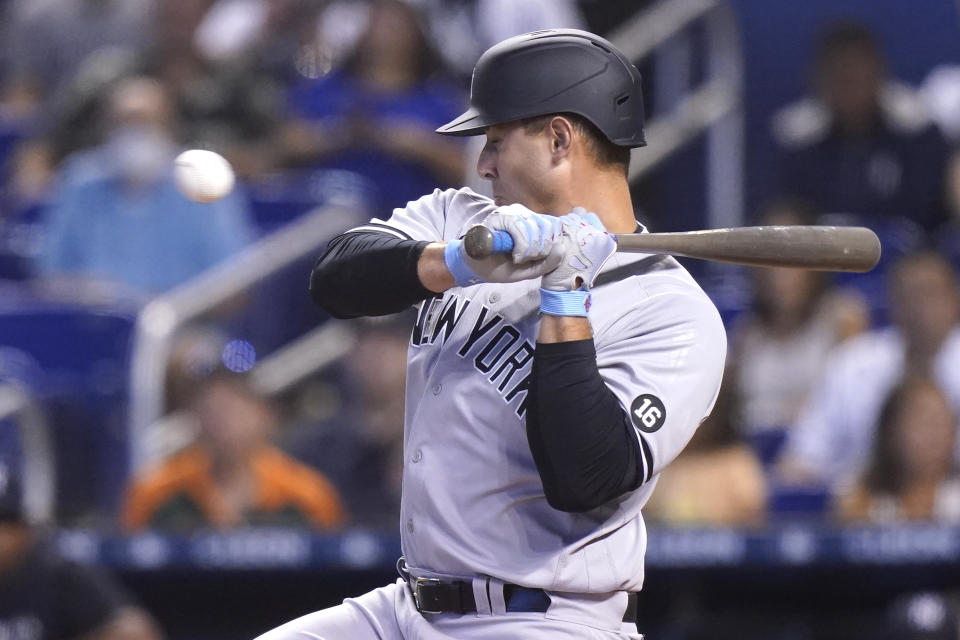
<box><xmin>173</xmin><ymin>149</ymin><xmax>235</xmax><ymax>203</ymax></box>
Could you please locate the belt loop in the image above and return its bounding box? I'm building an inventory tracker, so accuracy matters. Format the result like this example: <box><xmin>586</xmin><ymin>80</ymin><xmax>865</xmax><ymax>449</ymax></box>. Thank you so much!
<box><xmin>488</xmin><ymin>577</ymin><xmax>507</xmax><ymax>615</ymax></box>
<box><xmin>396</xmin><ymin>557</ymin><xmax>409</xmax><ymax>581</ymax></box>
<box><xmin>471</xmin><ymin>577</ymin><xmax>492</xmax><ymax>616</ymax></box>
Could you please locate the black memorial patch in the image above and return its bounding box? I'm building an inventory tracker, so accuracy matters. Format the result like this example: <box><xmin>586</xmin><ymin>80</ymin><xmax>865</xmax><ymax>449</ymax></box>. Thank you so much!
<box><xmin>630</xmin><ymin>394</ymin><xmax>666</xmax><ymax>433</ymax></box>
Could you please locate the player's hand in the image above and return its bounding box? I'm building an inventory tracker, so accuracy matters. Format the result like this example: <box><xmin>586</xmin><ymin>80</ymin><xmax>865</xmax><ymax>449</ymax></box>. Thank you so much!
<box><xmin>542</xmin><ymin>208</ymin><xmax>617</xmax><ymax>291</ymax></box>
<box><xmin>483</xmin><ymin>204</ymin><xmax>564</xmax><ymax>264</ymax></box>
<box><xmin>539</xmin><ymin>209</ymin><xmax>616</xmax><ymax>316</ymax></box>
<box><xmin>443</xmin><ymin>205</ymin><xmax>565</xmax><ymax>286</ymax></box>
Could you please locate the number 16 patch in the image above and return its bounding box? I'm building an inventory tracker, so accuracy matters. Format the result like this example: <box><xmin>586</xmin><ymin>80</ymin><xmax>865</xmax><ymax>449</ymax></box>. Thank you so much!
<box><xmin>630</xmin><ymin>394</ymin><xmax>666</xmax><ymax>433</ymax></box>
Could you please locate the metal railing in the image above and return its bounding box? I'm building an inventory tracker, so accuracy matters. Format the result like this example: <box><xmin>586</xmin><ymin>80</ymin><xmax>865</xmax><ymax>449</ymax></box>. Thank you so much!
<box><xmin>609</xmin><ymin>0</ymin><xmax>744</xmax><ymax>230</ymax></box>
<box><xmin>0</xmin><ymin>384</ymin><xmax>54</xmax><ymax>523</ymax></box>
<box><xmin>127</xmin><ymin>207</ymin><xmax>357</xmax><ymax>471</ymax></box>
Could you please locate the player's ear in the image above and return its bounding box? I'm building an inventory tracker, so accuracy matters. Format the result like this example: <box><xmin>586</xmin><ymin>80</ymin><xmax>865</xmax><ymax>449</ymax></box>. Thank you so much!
<box><xmin>548</xmin><ymin>116</ymin><xmax>574</xmax><ymax>159</ymax></box>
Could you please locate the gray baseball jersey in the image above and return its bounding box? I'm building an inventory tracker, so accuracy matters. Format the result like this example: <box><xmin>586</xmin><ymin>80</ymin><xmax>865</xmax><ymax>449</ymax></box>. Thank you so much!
<box><xmin>352</xmin><ymin>187</ymin><xmax>727</xmax><ymax>592</ymax></box>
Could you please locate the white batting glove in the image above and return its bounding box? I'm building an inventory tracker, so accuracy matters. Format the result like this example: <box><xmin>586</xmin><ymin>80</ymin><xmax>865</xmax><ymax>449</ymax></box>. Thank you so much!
<box><xmin>443</xmin><ymin>205</ymin><xmax>565</xmax><ymax>287</ymax></box>
<box><xmin>483</xmin><ymin>204</ymin><xmax>564</xmax><ymax>264</ymax></box>
<box><xmin>539</xmin><ymin>208</ymin><xmax>617</xmax><ymax>316</ymax></box>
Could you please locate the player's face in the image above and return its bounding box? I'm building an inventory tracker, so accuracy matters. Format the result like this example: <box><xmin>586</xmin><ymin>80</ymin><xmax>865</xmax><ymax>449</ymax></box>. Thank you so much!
<box><xmin>477</xmin><ymin>122</ymin><xmax>561</xmax><ymax>213</ymax></box>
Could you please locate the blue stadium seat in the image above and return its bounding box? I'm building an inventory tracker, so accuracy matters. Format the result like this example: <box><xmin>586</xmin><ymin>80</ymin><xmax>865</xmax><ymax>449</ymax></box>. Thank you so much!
<box><xmin>767</xmin><ymin>483</ymin><xmax>831</xmax><ymax>521</ymax></box>
<box><xmin>747</xmin><ymin>428</ymin><xmax>790</xmax><ymax>469</ymax></box>
<box><xmin>0</xmin><ymin>284</ymin><xmax>141</xmax><ymax>523</ymax></box>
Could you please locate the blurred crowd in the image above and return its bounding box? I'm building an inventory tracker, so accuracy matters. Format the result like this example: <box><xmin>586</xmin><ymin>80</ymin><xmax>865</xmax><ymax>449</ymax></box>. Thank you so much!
<box><xmin>0</xmin><ymin>0</ymin><xmax>960</xmax><ymax>638</ymax></box>
<box><xmin>0</xmin><ymin>0</ymin><xmax>958</xmax><ymax>535</ymax></box>
<box><xmin>0</xmin><ymin>0</ymin><xmax>591</xmax><ymax>525</ymax></box>
<box><xmin>0</xmin><ymin>0</ymin><xmax>959</xmax><ymax>635</ymax></box>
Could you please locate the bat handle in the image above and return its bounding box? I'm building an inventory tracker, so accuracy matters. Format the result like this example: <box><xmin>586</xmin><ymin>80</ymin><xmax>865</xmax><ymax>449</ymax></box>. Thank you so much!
<box><xmin>464</xmin><ymin>225</ymin><xmax>514</xmax><ymax>259</ymax></box>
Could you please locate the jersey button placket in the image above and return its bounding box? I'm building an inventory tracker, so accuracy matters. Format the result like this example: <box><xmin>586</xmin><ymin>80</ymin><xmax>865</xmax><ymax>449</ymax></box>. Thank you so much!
<box><xmin>432</xmin><ymin>384</ymin><xmax>442</xmax><ymax>395</ymax></box>
<box><xmin>411</xmin><ymin>449</ymin><xmax>422</xmax><ymax>463</ymax></box>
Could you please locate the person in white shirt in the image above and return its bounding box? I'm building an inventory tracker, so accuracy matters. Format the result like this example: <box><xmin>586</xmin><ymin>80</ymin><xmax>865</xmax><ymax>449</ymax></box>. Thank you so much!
<box><xmin>777</xmin><ymin>250</ymin><xmax>960</xmax><ymax>491</ymax></box>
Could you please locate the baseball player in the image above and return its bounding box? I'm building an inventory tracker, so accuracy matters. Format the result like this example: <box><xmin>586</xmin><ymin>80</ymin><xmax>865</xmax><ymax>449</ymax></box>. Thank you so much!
<box><xmin>257</xmin><ymin>29</ymin><xmax>726</xmax><ymax>639</ymax></box>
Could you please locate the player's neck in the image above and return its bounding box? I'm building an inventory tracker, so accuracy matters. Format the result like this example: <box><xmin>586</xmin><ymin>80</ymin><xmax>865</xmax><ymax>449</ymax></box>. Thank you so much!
<box><xmin>565</xmin><ymin>167</ymin><xmax>637</xmax><ymax>233</ymax></box>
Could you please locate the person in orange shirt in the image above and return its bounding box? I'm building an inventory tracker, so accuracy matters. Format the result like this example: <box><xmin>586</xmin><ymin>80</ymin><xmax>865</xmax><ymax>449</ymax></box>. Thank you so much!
<box><xmin>122</xmin><ymin>369</ymin><xmax>345</xmax><ymax>532</ymax></box>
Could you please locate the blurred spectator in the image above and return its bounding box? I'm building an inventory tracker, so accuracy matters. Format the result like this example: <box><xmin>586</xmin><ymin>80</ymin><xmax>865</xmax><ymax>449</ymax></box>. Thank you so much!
<box><xmin>141</xmin><ymin>0</ymin><xmax>307</xmax><ymax>180</ymax></box>
<box><xmin>0</xmin><ymin>0</ymin><xmax>155</xmax><ymax>206</ymax></box>
<box><xmin>0</xmin><ymin>0</ymin><xmax>154</xmax><ymax>119</ymax></box>
<box><xmin>884</xmin><ymin>592</ymin><xmax>960</xmax><ymax>640</ymax></box>
<box><xmin>726</xmin><ymin>200</ymin><xmax>868</xmax><ymax>461</ymax></box>
<box><xmin>938</xmin><ymin>151</ymin><xmax>960</xmax><ymax>267</ymax></box>
<box><xmin>950</xmin><ymin>152</ymin><xmax>960</xmax><ymax>219</ymax></box>
<box><xmin>770</xmin><ymin>19</ymin><xmax>951</xmax><ymax>234</ymax></box>
<box><xmin>412</xmin><ymin>0</ymin><xmax>586</xmax><ymax>79</ymax></box>
<box><xmin>643</xmin><ymin>380</ymin><xmax>767</xmax><ymax>527</ymax></box>
<box><xmin>0</xmin><ymin>461</ymin><xmax>164</xmax><ymax>640</ymax></box>
<box><xmin>35</xmin><ymin>76</ymin><xmax>254</xmax><ymax>296</ymax></box>
<box><xmin>835</xmin><ymin>377</ymin><xmax>960</xmax><ymax>524</ymax></box>
<box><xmin>282</xmin><ymin>316</ymin><xmax>410</xmax><ymax>530</ymax></box>
<box><xmin>776</xmin><ymin>251</ymin><xmax>960</xmax><ymax>491</ymax></box>
<box><xmin>921</xmin><ymin>64</ymin><xmax>960</xmax><ymax>144</ymax></box>
<box><xmin>122</xmin><ymin>369</ymin><xmax>345</xmax><ymax>532</ymax></box>
<box><xmin>194</xmin><ymin>0</ymin><xmax>322</xmax><ymax>71</ymax></box>
<box><xmin>280</xmin><ymin>0</ymin><xmax>467</xmax><ymax>215</ymax></box>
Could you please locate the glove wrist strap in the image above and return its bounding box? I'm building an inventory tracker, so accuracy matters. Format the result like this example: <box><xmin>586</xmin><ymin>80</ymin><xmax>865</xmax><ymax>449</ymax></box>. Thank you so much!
<box><xmin>444</xmin><ymin>239</ymin><xmax>484</xmax><ymax>287</ymax></box>
<box><xmin>539</xmin><ymin>288</ymin><xmax>591</xmax><ymax>317</ymax></box>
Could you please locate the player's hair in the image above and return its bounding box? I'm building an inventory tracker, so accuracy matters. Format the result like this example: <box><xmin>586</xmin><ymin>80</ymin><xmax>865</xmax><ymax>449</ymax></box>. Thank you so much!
<box><xmin>521</xmin><ymin>113</ymin><xmax>631</xmax><ymax>176</ymax></box>
<box><xmin>861</xmin><ymin>376</ymin><xmax>955</xmax><ymax>495</ymax></box>
<box><xmin>340</xmin><ymin>0</ymin><xmax>446</xmax><ymax>83</ymax></box>
<box><xmin>887</xmin><ymin>250</ymin><xmax>959</xmax><ymax>297</ymax></box>
<box><xmin>814</xmin><ymin>19</ymin><xmax>881</xmax><ymax>67</ymax></box>
<box><xmin>190</xmin><ymin>366</ymin><xmax>271</xmax><ymax>410</ymax></box>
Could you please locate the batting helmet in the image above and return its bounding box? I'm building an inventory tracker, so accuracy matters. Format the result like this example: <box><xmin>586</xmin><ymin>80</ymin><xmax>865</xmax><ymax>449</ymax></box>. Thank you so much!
<box><xmin>437</xmin><ymin>29</ymin><xmax>646</xmax><ymax>148</ymax></box>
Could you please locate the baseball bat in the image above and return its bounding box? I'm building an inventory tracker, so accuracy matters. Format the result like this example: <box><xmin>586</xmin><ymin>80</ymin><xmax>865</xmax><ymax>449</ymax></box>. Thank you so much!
<box><xmin>463</xmin><ymin>225</ymin><xmax>881</xmax><ymax>272</ymax></box>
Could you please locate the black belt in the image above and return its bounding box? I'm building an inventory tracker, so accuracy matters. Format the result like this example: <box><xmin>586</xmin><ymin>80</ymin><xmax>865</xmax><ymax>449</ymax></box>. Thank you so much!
<box><xmin>403</xmin><ymin>574</ymin><xmax>637</xmax><ymax>623</ymax></box>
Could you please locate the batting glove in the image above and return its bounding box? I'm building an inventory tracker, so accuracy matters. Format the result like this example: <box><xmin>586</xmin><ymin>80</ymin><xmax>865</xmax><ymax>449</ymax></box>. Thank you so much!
<box><xmin>539</xmin><ymin>208</ymin><xmax>617</xmax><ymax>316</ymax></box>
<box><xmin>444</xmin><ymin>205</ymin><xmax>565</xmax><ymax>287</ymax></box>
<box><xmin>483</xmin><ymin>204</ymin><xmax>564</xmax><ymax>264</ymax></box>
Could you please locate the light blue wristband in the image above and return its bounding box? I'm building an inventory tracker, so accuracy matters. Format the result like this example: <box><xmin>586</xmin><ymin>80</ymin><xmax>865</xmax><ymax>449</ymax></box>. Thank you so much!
<box><xmin>444</xmin><ymin>239</ymin><xmax>484</xmax><ymax>287</ymax></box>
<box><xmin>539</xmin><ymin>288</ymin><xmax>591</xmax><ymax>317</ymax></box>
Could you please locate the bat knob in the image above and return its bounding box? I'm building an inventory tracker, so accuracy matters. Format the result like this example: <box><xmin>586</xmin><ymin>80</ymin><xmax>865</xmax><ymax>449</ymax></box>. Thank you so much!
<box><xmin>464</xmin><ymin>226</ymin><xmax>514</xmax><ymax>259</ymax></box>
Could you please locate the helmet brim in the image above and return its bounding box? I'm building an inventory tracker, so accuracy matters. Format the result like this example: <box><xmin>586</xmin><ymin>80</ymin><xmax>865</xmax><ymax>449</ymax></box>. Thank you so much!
<box><xmin>436</xmin><ymin>107</ymin><xmax>492</xmax><ymax>137</ymax></box>
<box><xmin>437</xmin><ymin>106</ymin><xmax>647</xmax><ymax>148</ymax></box>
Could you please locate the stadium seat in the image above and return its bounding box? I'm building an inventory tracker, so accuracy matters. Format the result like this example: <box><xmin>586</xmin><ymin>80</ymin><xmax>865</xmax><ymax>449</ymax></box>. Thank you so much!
<box><xmin>0</xmin><ymin>284</ymin><xmax>141</xmax><ymax>523</ymax></box>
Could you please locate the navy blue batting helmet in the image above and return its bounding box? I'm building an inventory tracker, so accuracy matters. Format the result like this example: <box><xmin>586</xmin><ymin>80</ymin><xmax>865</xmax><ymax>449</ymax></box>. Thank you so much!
<box><xmin>437</xmin><ymin>29</ymin><xmax>646</xmax><ymax>147</ymax></box>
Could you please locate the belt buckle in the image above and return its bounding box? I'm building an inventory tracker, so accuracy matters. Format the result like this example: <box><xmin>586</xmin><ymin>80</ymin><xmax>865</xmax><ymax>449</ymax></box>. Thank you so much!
<box><xmin>412</xmin><ymin>577</ymin><xmax>443</xmax><ymax>614</ymax></box>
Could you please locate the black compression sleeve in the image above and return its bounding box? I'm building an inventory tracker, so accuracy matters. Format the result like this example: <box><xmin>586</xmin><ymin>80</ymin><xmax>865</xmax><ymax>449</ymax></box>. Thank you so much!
<box><xmin>309</xmin><ymin>231</ymin><xmax>435</xmax><ymax>318</ymax></box>
<box><xmin>525</xmin><ymin>339</ymin><xmax>643</xmax><ymax>512</ymax></box>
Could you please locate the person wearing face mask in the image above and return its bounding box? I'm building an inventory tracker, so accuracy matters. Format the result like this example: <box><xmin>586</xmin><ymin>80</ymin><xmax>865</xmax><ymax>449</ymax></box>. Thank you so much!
<box><xmin>33</xmin><ymin>76</ymin><xmax>254</xmax><ymax>296</ymax></box>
